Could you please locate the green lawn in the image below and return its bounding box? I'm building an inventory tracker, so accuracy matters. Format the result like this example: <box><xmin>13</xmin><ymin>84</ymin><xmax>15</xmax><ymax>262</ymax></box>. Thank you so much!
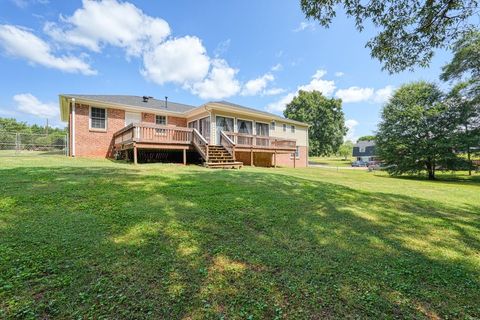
<box><xmin>309</xmin><ymin>156</ymin><xmax>353</xmax><ymax>167</ymax></box>
<box><xmin>1</xmin><ymin>156</ymin><xmax>479</xmax><ymax>319</ymax></box>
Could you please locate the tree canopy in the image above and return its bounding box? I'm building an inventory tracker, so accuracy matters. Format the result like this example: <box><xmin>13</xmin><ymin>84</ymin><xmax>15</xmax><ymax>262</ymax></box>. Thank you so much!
<box><xmin>0</xmin><ymin>117</ymin><xmax>66</xmax><ymax>134</ymax></box>
<box><xmin>376</xmin><ymin>82</ymin><xmax>460</xmax><ymax>180</ymax></box>
<box><xmin>441</xmin><ymin>29</ymin><xmax>480</xmax><ymax>98</ymax></box>
<box><xmin>338</xmin><ymin>140</ymin><xmax>354</xmax><ymax>160</ymax></box>
<box><xmin>300</xmin><ymin>0</ymin><xmax>479</xmax><ymax>73</ymax></box>
<box><xmin>284</xmin><ymin>90</ymin><xmax>347</xmax><ymax>156</ymax></box>
<box><xmin>357</xmin><ymin>135</ymin><xmax>376</xmax><ymax>142</ymax></box>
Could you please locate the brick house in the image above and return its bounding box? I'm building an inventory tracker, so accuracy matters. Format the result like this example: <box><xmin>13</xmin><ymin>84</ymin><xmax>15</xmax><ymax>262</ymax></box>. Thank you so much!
<box><xmin>59</xmin><ymin>95</ymin><xmax>309</xmax><ymax>168</ymax></box>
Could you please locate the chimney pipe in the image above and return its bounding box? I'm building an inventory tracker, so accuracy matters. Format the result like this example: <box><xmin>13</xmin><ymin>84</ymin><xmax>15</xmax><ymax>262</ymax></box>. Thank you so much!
<box><xmin>165</xmin><ymin>96</ymin><xmax>168</xmax><ymax>108</ymax></box>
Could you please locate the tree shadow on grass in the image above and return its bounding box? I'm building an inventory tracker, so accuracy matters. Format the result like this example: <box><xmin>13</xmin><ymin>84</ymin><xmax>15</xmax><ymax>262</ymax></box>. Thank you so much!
<box><xmin>0</xmin><ymin>166</ymin><xmax>479</xmax><ymax>319</ymax></box>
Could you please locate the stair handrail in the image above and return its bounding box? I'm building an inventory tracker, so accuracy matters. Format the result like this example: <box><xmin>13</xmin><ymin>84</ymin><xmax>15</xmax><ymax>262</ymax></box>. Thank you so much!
<box><xmin>192</xmin><ymin>128</ymin><xmax>209</xmax><ymax>162</ymax></box>
<box><xmin>220</xmin><ymin>130</ymin><xmax>236</xmax><ymax>161</ymax></box>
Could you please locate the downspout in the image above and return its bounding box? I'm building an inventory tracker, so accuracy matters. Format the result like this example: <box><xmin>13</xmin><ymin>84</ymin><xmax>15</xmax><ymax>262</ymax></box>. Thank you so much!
<box><xmin>71</xmin><ymin>98</ymin><xmax>76</xmax><ymax>157</ymax></box>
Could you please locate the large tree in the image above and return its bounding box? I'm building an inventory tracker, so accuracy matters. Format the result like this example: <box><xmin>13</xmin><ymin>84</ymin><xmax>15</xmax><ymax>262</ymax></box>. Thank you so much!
<box><xmin>284</xmin><ymin>90</ymin><xmax>347</xmax><ymax>156</ymax></box>
<box><xmin>376</xmin><ymin>82</ymin><xmax>459</xmax><ymax>180</ymax></box>
<box><xmin>445</xmin><ymin>83</ymin><xmax>480</xmax><ymax>175</ymax></box>
<box><xmin>357</xmin><ymin>135</ymin><xmax>376</xmax><ymax>142</ymax></box>
<box><xmin>441</xmin><ymin>29</ymin><xmax>480</xmax><ymax>98</ymax></box>
<box><xmin>338</xmin><ymin>140</ymin><xmax>354</xmax><ymax>160</ymax></box>
<box><xmin>300</xmin><ymin>0</ymin><xmax>479</xmax><ymax>73</ymax></box>
<box><xmin>441</xmin><ymin>30</ymin><xmax>480</xmax><ymax>174</ymax></box>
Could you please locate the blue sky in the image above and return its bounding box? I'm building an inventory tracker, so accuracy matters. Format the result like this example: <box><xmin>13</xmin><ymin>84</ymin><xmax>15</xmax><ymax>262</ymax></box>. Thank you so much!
<box><xmin>0</xmin><ymin>0</ymin><xmax>453</xmax><ymax>141</ymax></box>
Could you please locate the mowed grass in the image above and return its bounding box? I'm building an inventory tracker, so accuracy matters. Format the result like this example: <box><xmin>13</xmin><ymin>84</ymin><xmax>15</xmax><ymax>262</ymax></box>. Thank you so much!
<box><xmin>309</xmin><ymin>156</ymin><xmax>353</xmax><ymax>167</ymax></box>
<box><xmin>0</xmin><ymin>156</ymin><xmax>479</xmax><ymax>319</ymax></box>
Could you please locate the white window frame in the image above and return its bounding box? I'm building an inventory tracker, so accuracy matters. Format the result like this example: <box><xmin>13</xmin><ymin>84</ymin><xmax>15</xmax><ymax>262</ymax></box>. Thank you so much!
<box><xmin>236</xmin><ymin>118</ymin><xmax>254</xmax><ymax>135</ymax></box>
<box><xmin>89</xmin><ymin>106</ymin><xmax>107</xmax><ymax>131</ymax></box>
<box><xmin>290</xmin><ymin>146</ymin><xmax>300</xmax><ymax>159</ymax></box>
<box><xmin>155</xmin><ymin>114</ymin><xmax>168</xmax><ymax>126</ymax></box>
<box><xmin>255</xmin><ymin>120</ymin><xmax>270</xmax><ymax>137</ymax></box>
<box><xmin>270</xmin><ymin>120</ymin><xmax>275</xmax><ymax>131</ymax></box>
<box><xmin>154</xmin><ymin>114</ymin><xmax>168</xmax><ymax>136</ymax></box>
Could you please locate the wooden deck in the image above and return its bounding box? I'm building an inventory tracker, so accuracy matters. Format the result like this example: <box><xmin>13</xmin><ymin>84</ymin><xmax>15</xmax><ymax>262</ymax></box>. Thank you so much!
<box><xmin>113</xmin><ymin>123</ymin><xmax>296</xmax><ymax>166</ymax></box>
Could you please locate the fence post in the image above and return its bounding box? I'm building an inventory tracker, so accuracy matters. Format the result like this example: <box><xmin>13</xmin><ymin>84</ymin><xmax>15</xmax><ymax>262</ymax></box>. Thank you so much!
<box><xmin>65</xmin><ymin>134</ymin><xmax>68</xmax><ymax>157</ymax></box>
<box><xmin>15</xmin><ymin>133</ymin><xmax>19</xmax><ymax>155</ymax></box>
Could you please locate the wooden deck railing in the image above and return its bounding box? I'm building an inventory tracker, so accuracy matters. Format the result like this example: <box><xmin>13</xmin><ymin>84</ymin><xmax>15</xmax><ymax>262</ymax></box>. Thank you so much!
<box><xmin>224</xmin><ymin>132</ymin><xmax>296</xmax><ymax>150</ymax></box>
<box><xmin>220</xmin><ymin>131</ymin><xmax>235</xmax><ymax>160</ymax></box>
<box><xmin>192</xmin><ymin>128</ymin><xmax>209</xmax><ymax>161</ymax></box>
<box><xmin>114</xmin><ymin>123</ymin><xmax>193</xmax><ymax>145</ymax></box>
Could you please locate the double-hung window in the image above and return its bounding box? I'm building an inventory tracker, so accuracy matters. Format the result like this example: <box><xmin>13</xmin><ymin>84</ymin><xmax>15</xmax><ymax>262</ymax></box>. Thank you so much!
<box><xmin>291</xmin><ymin>146</ymin><xmax>300</xmax><ymax>159</ymax></box>
<box><xmin>291</xmin><ymin>125</ymin><xmax>295</xmax><ymax>133</ymax></box>
<box><xmin>90</xmin><ymin>107</ymin><xmax>106</xmax><ymax>130</ymax></box>
<box><xmin>283</xmin><ymin>123</ymin><xmax>287</xmax><ymax>132</ymax></box>
<box><xmin>270</xmin><ymin>121</ymin><xmax>275</xmax><ymax>131</ymax></box>
<box><xmin>155</xmin><ymin>115</ymin><xmax>167</xmax><ymax>135</ymax></box>
<box><xmin>155</xmin><ymin>115</ymin><xmax>166</xmax><ymax>125</ymax></box>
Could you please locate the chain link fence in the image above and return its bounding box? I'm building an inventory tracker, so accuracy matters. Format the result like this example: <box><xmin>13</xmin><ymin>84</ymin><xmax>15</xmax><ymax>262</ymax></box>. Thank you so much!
<box><xmin>0</xmin><ymin>131</ymin><xmax>68</xmax><ymax>156</ymax></box>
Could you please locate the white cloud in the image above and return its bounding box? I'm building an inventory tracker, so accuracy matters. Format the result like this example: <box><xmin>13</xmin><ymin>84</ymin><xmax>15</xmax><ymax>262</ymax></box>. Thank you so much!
<box><xmin>335</xmin><ymin>71</ymin><xmax>344</xmax><ymax>77</ymax></box>
<box><xmin>264</xmin><ymin>88</ymin><xmax>286</xmax><ymax>96</ymax></box>
<box><xmin>10</xmin><ymin>0</ymin><xmax>49</xmax><ymax>8</ymax></box>
<box><xmin>14</xmin><ymin>93</ymin><xmax>58</xmax><ymax>118</ymax></box>
<box><xmin>191</xmin><ymin>59</ymin><xmax>240</xmax><ymax>100</ymax></box>
<box><xmin>293</xmin><ymin>21</ymin><xmax>316</xmax><ymax>32</ymax></box>
<box><xmin>44</xmin><ymin>0</ymin><xmax>170</xmax><ymax>57</ymax></box>
<box><xmin>241</xmin><ymin>73</ymin><xmax>275</xmax><ymax>96</ymax></box>
<box><xmin>335</xmin><ymin>85</ymin><xmax>394</xmax><ymax>104</ymax></box>
<box><xmin>267</xmin><ymin>69</ymin><xmax>336</xmax><ymax>113</ymax></box>
<box><xmin>213</xmin><ymin>39</ymin><xmax>231</xmax><ymax>57</ymax></box>
<box><xmin>0</xmin><ymin>24</ymin><xmax>96</xmax><ymax>75</ymax></box>
<box><xmin>271</xmin><ymin>63</ymin><xmax>282</xmax><ymax>72</ymax></box>
<box><xmin>298</xmin><ymin>69</ymin><xmax>336</xmax><ymax>95</ymax></box>
<box><xmin>345</xmin><ymin>119</ymin><xmax>359</xmax><ymax>142</ymax></box>
<box><xmin>373</xmin><ymin>85</ymin><xmax>394</xmax><ymax>103</ymax></box>
<box><xmin>141</xmin><ymin>36</ymin><xmax>210</xmax><ymax>85</ymax></box>
<box><xmin>266</xmin><ymin>93</ymin><xmax>296</xmax><ymax>113</ymax></box>
<box><xmin>335</xmin><ymin>86</ymin><xmax>374</xmax><ymax>103</ymax></box>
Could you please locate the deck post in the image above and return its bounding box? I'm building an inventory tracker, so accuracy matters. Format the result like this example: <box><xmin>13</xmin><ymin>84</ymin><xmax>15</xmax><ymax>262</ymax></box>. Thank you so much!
<box><xmin>293</xmin><ymin>152</ymin><xmax>296</xmax><ymax>168</ymax></box>
<box><xmin>183</xmin><ymin>149</ymin><xmax>187</xmax><ymax>165</ymax></box>
<box><xmin>133</xmin><ymin>145</ymin><xmax>138</xmax><ymax>165</ymax></box>
<box><xmin>274</xmin><ymin>151</ymin><xmax>277</xmax><ymax>168</ymax></box>
<box><xmin>250</xmin><ymin>148</ymin><xmax>254</xmax><ymax>167</ymax></box>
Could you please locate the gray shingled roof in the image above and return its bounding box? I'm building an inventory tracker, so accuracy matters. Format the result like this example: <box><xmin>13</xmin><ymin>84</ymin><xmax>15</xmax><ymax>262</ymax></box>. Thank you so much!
<box><xmin>62</xmin><ymin>94</ymin><xmax>196</xmax><ymax>113</ymax></box>
<box><xmin>213</xmin><ymin>101</ymin><xmax>308</xmax><ymax>126</ymax></box>
<box><xmin>352</xmin><ymin>140</ymin><xmax>376</xmax><ymax>157</ymax></box>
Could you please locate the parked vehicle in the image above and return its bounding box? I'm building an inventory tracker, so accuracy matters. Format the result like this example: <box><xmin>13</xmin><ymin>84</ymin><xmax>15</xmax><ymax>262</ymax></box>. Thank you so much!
<box><xmin>352</xmin><ymin>160</ymin><xmax>368</xmax><ymax>167</ymax></box>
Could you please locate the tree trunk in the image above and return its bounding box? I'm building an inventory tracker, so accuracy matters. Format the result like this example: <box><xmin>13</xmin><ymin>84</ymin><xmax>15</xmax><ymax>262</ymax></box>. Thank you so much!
<box><xmin>426</xmin><ymin>159</ymin><xmax>435</xmax><ymax>180</ymax></box>
<box><xmin>468</xmin><ymin>150</ymin><xmax>472</xmax><ymax>176</ymax></box>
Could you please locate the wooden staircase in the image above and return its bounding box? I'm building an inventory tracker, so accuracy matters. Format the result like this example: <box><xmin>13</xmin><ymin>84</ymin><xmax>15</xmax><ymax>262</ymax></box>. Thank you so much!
<box><xmin>206</xmin><ymin>145</ymin><xmax>243</xmax><ymax>169</ymax></box>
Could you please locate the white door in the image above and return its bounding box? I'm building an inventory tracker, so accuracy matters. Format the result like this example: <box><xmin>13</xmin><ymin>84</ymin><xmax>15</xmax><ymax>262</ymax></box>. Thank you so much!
<box><xmin>125</xmin><ymin>111</ymin><xmax>141</xmax><ymax>126</ymax></box>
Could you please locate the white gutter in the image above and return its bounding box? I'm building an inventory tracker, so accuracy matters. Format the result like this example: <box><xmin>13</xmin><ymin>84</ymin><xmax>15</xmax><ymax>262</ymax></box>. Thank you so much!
<box><xmin>71</xmin><ymin>98</ymin><xmax>76</xmax><ymax>157</ymax></box>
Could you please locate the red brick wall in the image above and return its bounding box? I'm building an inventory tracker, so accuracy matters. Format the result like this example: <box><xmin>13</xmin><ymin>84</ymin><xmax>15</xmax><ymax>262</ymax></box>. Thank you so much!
<box><xmin>72</xmin><ymin>104</ymin><xmax>125</xmax><ymax>158</ymax></box>
<box><xmin>142</xmin><ymin>112</ymin><xmax>155</xmax><ymax>123</ymax></box>
<box><xmin>275</xmin><ymin>146</ymin><xmax>308</xmax><ymax>168</ymax></box>
<box><xmin>142</xmin><ymin>113</ymin><xmax>187</xmax><ymax>127</ymax></box>
<box><xmin>168</xmin><ymin>116</ymin><xmax>187</xmax><ymax>127</ymax></box>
